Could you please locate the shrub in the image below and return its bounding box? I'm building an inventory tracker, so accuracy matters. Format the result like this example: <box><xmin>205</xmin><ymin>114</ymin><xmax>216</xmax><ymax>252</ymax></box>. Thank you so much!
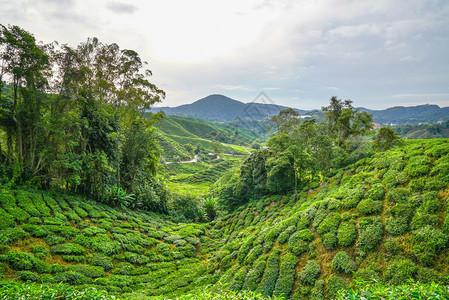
<box><xmin>256</xmin><ymin>246</ymin><xmax>281</xmax><ymax>297</ymax></box>
<box><xmin>384</xmin><ymin>259</ymin><xmax>418</xmax><ymax>285</ymax></box>
<box><xmin>157</xmin><ymin>243</ymin><xmax>171</xmax><ymax>256</ymax></box>
<box><xmin>343</xmin><ymin>187</ymin><xmax>365</xmax><ymax>209</ymax></box>
<box><xmin>298</xmin><ymin>260</ymin><xmax>321</xmax><ymax>285</ymax></box>
<box><xmin>243</xmin><ymin>259</ymin><xmax>266</xmax><ymax>291</ymax></box>
<box><xmin>54</xmin><ymin>271</ymin><xmax>92</xmax><ymax>285</ymax></box>
<box><xmin>31</xmin><ymin>245</ymin><xmax>48</xmax><ymax>260</ymax></box>
<box><xmin>68</xmin><ymin>264</ymin><xmax>105</xmax><ymax>278</ymax></box>
<box><xmin>91</xmin><ymin>254</ymin><xmax>114</xmax><ymax>271</ymax></box>
<box><xmin>387</xmin><ymin>187</ymin><xmax>410</xmax><ymax>204</ymax></box>
<box><xmin>0</xmin><ymin>192</ymin><xmax>30</xmax><ymax>222</ymax></box>
<box><xmin>288</xmin><ymin>233</ymin><xmax>309</xmax><ymax>256</ymax></box>
<box><xmin>296</xmin><ymin>229</ymin><xmax>314</xmax><ymax>242</ymax></box>
<box><xmin>327</xmin><ymin>276</ymin><xmax>348</xmax><ymax>299</ymax></box>
<box><xmin>412</xmin><ymin>225</ymin><xmax>447</xmax><ymax>266</ymax></box>
<box><xmin>237</xmin><ymin>236</ymin><xmax>256</xmax><ymax>264</ymax></box>
<box><xmin>312</xmin><ymin>209</ymin><xmax>328</xmax><ymax>229</ymax></box>
<box><xmin>316</xmin><ymin>212</ymin><xmax>340</xmax><ymax>235</ymax></box>
<box><xmin>358</xmin><ymin>217</ymin><xmax>383</xmax><ymax>252</ymax></box>
<box><xmin>277</xmin><ymin>226</ymin><xmax>296</xmax><ymax>244</ymax></box>
<box><xmin>273</xmin><ymin>253</ymin><xmax>298</xmax><ymax>297</ymax></box>
<box><xmin>382</xmin><ymin>170</ymin><xmax>407</xmax><ymax>188</ymax></box>
<box><xmin>90</xmin><ymin>234</ymin><xmax>120</xmax><ymax>256</ymax></box>
<box><xmin>244</xmin><ymin>245</ymin><xmax>263</xmax><ymax>265</ymax></box>
<box><xmin>49</xmin><ymin>264</ymin><xmax>66</xmax><ymax>274</ymax></box>
<box><xmin>322</xmin><ymin>231</ymin><xmax>338</xmax><ymax>250</ymax></box>
<box><xmin>50</xmin><ymin>243</ymin><xmax>85</xmax><ymax>255</ymax></box>
<box><xmin>337</xmin><ymin>221</ymin><xmax>357</xmax><ymax>247</ymax></box>
<box><xmin>409</xmin><ymin>178</ymin><xmax>426</xmax><ymax>192</ymax></box>
<box><xmin>4</xmin><ymin>251</ymin><xmax>48</xmax><ymax>273</ymax></box>
<box><xmin>357</xmin><ymin>199</ymin><xmax>382</xmax><ymax>215</ymax></box>
<box><xmin>0</xmin><ymin>208</ymin><xmax>16</xmax><ymax>230</ymax></box>
<box><xmin>421</xmin><ymin>191</ymin><xmax>441</xmax><ymax>214</ymax></box>
<box><xmin>385</xmin><ymin>217</ymin><xmax>409</xmax><ymax>236</ymax></box>
<box><xmin>62</xmin><ymin>255</ymin><xmax>85</xmax><ymax>263</ymax></box>
<box><xmin>0</xmin><ymin>227</ymin><xmax>29</xmax><ymax>244</ymax></box>
<box><xmin>410</xmin><ymin>213</ymin><xmax>439</xmax><ymax>230</ymax></box>
<box><xmin>310</xmin><ymin>279</ymin><xmax>325</xmax><ymax>300</ymax></box>
<box><xmin>15</xmin><ymin>191</ymin><xmax>41</xmax><ymax>217</ymax></box>
<box><xmin>366</xmin><ymin>184</ymin><xmax>385</xmax><ymax>201</ymax></box>
<box><xmin>405</xmin><ymin>155</ymin><xmax>431</xmax><ymax>177</ymax></box>
<box><xmin>353</xmin><ymin>268</ymin><xmax>381</xmax><ymax>284</ymax></box>
<box><xmin>124</xmin><ymin>252</ymin><xmax>150</xmax><ymax>265</ymax></box>
<box><xmin>17</xmin><ymin>270</ymin><xmax>40</xmax><ymax>282</ymax></box>
<box><xmin>229</xmin><ymin>266</ymin><xmax>249</xmax><ymax>291</ymax></box>
<box><xmin>332</xmin><ymin>251</ymin><xmax>357</xmax><ymax>274</ymax></box>
<box><xmin>43</xmin><ymin>234</ymin><xmax>66</xmax><ymax>246</ymax></box>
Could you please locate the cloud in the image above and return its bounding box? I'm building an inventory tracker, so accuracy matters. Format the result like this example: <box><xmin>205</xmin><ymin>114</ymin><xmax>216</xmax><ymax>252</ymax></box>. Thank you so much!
<box><xmin>214</xmin><ymin>85</ymin><xmax>255</xmax><ymax>91</ymax></box>
<box><xmin>105</xmin><ymin>1</ymin><xmax>138</xmax><ymax>14</ymax></box>
<box><xmin>390</xmin><ymin>93</ymin><xmax>449</xmax><ymax>98</ymax></box>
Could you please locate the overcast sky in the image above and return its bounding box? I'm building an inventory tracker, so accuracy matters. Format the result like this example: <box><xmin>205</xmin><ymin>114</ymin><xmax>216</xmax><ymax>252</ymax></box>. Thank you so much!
<box><xmin>1</xmin><ymin>0</ymin><xmax>448</xmax><ymax>109</ymax></box>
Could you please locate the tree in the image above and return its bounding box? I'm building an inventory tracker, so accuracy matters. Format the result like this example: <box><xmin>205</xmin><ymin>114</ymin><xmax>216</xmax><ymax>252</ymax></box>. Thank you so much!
<box><xmin>210</xmin><ymin>140</ymin><xmax>223</xmax><ymax>154</ymax></box>
<box><xmin>0</xmin><ymin>24</ymin><xmax>50</xmax><ymax>174</ymax></box>
<box><xmin>270</xmin><ymin>108</ymin><xmax>300</xmax><ymax>134</ymax></box>
<box><xmin>322</xmin><ymin>96</ymin><xmax>372</xmax><ymax>146</ymax></box>
<box><xmin>373</xmin><ymin>127</ymin><xmax>400</xmax><ymax>151</ymax></box>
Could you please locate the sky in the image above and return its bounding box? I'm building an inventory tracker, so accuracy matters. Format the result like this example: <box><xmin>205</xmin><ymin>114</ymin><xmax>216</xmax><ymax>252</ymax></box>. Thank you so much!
<box><xmin>1</xmin><ymin>0</ymin><xmax>449</xmax><ymax>110</ymax></box>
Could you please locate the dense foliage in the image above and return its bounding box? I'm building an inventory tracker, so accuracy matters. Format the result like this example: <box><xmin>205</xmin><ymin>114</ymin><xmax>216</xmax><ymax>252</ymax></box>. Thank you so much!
<box><xmin>218</xmin><ymin>97</ymin><xmax>375</xmax><ymax>209</ymax></box>
<box><xmin>0</xmin><ymin>24</ymin><xmax>167</xmax><ymax>211</ymax></box>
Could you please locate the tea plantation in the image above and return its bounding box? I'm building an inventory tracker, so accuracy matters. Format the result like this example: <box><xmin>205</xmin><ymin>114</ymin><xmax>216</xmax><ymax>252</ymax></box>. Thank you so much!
<box><xmin>1</xmin><ymin>139</ymin><xmax>449</xmax><ymax>299</ymax></box>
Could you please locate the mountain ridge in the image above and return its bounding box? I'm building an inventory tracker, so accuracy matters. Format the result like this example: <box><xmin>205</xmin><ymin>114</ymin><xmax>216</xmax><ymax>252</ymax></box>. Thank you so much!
<box><xmin>152</xmin><ymin>94</ymin><xmax>449</xmax><ymax>124</ymax></box>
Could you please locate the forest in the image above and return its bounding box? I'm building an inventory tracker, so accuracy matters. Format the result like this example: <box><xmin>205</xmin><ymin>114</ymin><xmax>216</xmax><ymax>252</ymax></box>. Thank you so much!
<box><xmin>1</xmin><ymin>24</ymin><xmax>449</xmax><ymax>300</ymax></box>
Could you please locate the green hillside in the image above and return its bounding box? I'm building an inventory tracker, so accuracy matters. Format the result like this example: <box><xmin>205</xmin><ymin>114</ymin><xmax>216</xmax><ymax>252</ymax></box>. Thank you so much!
<box><xmin>1</xmin><ymin>139</ymin><xmax>449</xmax><ymax>299</ymax></box>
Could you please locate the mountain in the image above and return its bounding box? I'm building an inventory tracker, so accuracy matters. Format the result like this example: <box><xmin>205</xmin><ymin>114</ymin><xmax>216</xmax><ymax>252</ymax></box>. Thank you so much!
<box><xmin>361</xmin><ymin>104</ymin><xmax>449</xmax><ymax>125</ymax></box>
<box><xmin>152</xmin><ymin>94</ymin><xmax>308</xmax><ymax>122</ymax></box>
<box><xmin>153</xmin><ymin>95</ymin><xmax>449</xmax><ymax>125</ymax></box>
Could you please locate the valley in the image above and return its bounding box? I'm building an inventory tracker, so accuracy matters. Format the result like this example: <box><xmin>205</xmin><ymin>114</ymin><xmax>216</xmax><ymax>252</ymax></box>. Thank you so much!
<box><xmin>1</xmin><ymin>23</ymin><xmax>449</xmax><ymax>300</ymax></box>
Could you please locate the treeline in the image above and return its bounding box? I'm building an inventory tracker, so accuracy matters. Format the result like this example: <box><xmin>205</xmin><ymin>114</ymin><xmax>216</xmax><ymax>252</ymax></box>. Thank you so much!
<box><xmin>0</xmin><ymin>24</ymin><xmax>168</xmax><ymax>211</ymax></box>
<box><xmin>218</xmin><ymin>97</ymin><xmax>399</xmax><ymax>208</ymax></box>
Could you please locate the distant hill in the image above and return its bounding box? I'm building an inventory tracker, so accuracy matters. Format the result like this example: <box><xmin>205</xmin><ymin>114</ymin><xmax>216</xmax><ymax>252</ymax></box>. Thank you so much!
<box><xmin>361</xmin><ymin>104</ymin><xmax>449</xmax><ymax>125</ymax></box>
<box><xmin>153</xmin><ymin>95</ymin><xmax>449</xmax><ymax>125</ymax></box>
<box><xmin>152</xmin><ymin>94</ymin><xmax>308</xmax><ymax>122</ymax></box>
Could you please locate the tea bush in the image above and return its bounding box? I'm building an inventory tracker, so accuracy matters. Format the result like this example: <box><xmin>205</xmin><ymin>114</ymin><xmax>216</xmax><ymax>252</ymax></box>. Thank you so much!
<box><xmin>410</xmin><ymin>212</ymin><xmax>439</xmax><ymax>230</ymax></box>
<box><xmin>50</xmin><ymin>243</ymin><xmax>85</xmax><ymax>256</ymax></box>
<box><xmin>273</xmin><ymin>252</ymin><xmax>298</xmax><ymax>297</ymax></box>
<box><xmin>357</xmin><ymin>199</ymin><xmax>382</xmax><ymax>215</ymax></box>
<box><xmin>298</xmin><ymin>260</ymin><xmax>321</xmax><ymax>285</ymax></box>
<box><xmin>358</xmin><ymin>217</ymin><xmax>383</xmax><ymax>252</ymax></box>
<box><xmin>0</xmin><ymin>208</ymin><xmax>16</xmax><ymax>230</ymax></box>
<box><xmin>405</xmin><ymin>155</ymin><xmax>431</xmax><ymax>177</ymax></box>
<box><xmin>243</xmin><ymin>259</ymin><xmax>266</xmax><ymax>291</ymax></box>
<box><xmin>68</xmin><ymin>264</ymin><xmax>105</xmax><ymax>278</ymax></box>
<box><xmin>384</xmin><ymin>259</ymin><xmax>418</xmax><ymax>285</ymax></box>
<box><xmin>412</xmin><ymin>225</ymin><xmax>447</xmax><ymax>266</ymax></box>
<box><xmin>316</xmin><ymin>212</ymin><xmax>340</xmax><ymax>235</ymax></box>
<box><xmin>322</xmin><ymin>231</ymin><xmax>338</xmax><ymax>250</ymax></box>
<box><xmin>337</xmin><ymin>221</ymin><xmax>357</xmax><ymax>247</ymax></box>
<box><xmin>257</xmin><ymin>246</ymin><xmax>281</xmax><ymax>297</ymax></box>
<box><xmin>327</xmin><ymin>276</ymin><xmax>348</xmax><ymax>299</ymax></box>
<box><xmin>287</xmin><ymin>232</ymin><xmax>309</xmax><ymax>256</ymax></box>
<box><xmin>366</xmin><ymin>184</ymin><xmax>385</xmax><ymax>201</ymax></box>
<box><xmin>277</xmin><ymin>226</ymin><xmax>296</xmax><ymax>244</ymax></box>
<box><xmin>332</xmin><ymin>251</ymin><xmax>357</xmax><ymax>274</ymax></box>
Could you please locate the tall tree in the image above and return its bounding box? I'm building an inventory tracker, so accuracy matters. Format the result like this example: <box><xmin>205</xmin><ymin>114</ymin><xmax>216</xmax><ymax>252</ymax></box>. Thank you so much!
<box><xmin>0</xmin><ymin>24</ymin><xmax>49</xmax><ymax>174</ymax></box>
<box><xmin>322</xmin><ymin>96</ymin><xmax>372</xmax><ymax>146</ymax></box>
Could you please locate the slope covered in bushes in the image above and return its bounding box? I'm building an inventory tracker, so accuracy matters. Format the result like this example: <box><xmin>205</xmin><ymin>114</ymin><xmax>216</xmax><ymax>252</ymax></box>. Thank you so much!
<box><xmin>206</xmin><ymin>139</ymin><xmax>449</xmax><ymax>299</ymax></box>
<box><xmin>1</xmin><ymin>139</ymin><xmax>449</xmax><ymax>299</ymax></box>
